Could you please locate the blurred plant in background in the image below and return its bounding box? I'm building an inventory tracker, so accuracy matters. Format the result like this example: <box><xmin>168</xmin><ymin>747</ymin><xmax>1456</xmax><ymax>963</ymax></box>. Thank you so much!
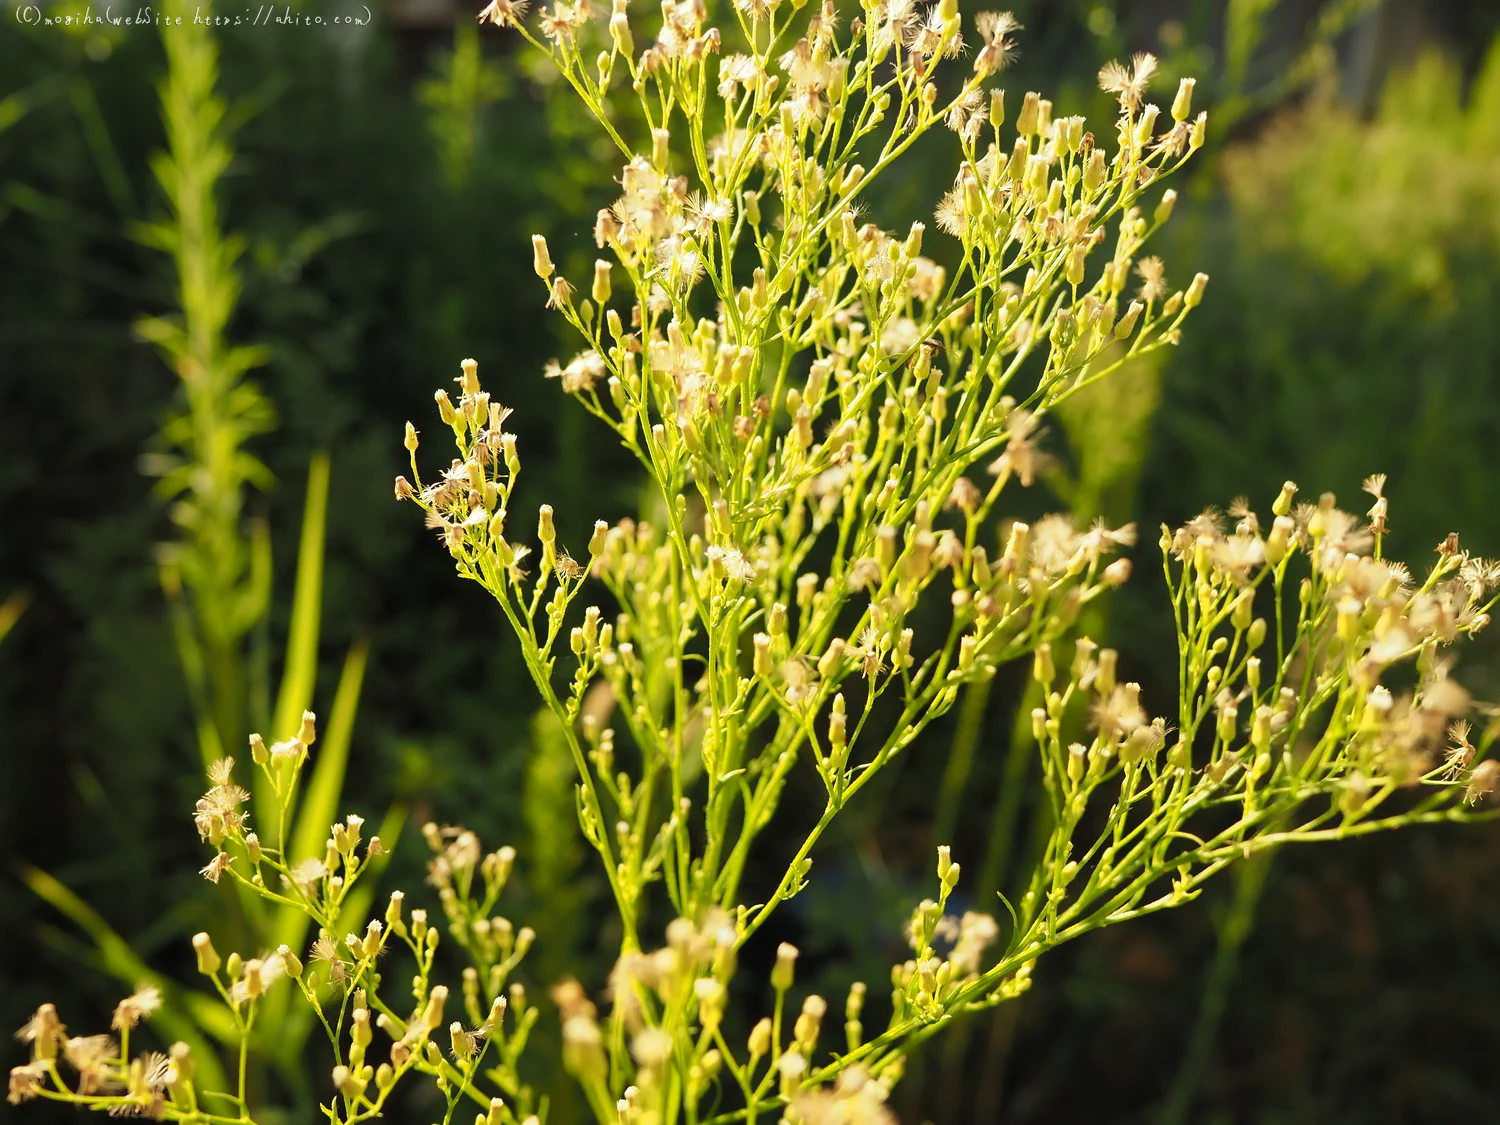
<box><xmin>133</xmin><ymin>0</ymin><xmax>277</xmax><ymax>772</ymax></box>
<box><xmin>1153</xmin><ymin>36</ymin><xmax>1500</xmax><ymax>561</ymax></box>
<box><xmin>13</xmin><ymin>3</ymin><xmax>403</xmax><ymax>1118</ymax></box>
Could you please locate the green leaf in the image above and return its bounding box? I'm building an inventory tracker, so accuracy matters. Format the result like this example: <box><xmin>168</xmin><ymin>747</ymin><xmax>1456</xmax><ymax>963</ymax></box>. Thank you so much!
<box><xmin>277</xmin><ymin>638</ymin><xmax>370</xmax><ymax>951</ymax></box>
<box><xmin>253</xmin><ymin>452</ymin><xmax>330</xmax><ymax>835</ymax></box>
<box><xmin>272</xmin><ymin>450</ymin><xmax>330</xmax><ymax>743</ymax></box>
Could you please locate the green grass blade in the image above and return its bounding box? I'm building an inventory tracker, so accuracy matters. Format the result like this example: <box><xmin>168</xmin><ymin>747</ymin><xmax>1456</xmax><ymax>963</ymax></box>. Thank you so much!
<box><xmin>22</xmin><ymin>866</ymin><xmax>232</xmax><ymax>1091</ymax></box>
<box><xmin>255</xmin><ymin>451</ymin><xmax>330</xmax><ymax>840</ymax></box>
<box><xmin>275</xmin><ymin>638</ymin><xmax>369</xmax><ymax>956</ymax></box>
<box><xmin>272</xmin><ymin>449</ymin><xmax>330</xmax><ymax>742</ymax></box>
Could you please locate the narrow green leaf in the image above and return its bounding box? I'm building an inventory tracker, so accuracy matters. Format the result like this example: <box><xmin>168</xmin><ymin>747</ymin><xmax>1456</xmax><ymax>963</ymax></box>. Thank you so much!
<box><xmin>272</xmin><ymin>449</ymin><xmax>330</xmax><ymax>742</ymax></box>
<box><xmin>254</xmin><ymin>451</ymin><xmax>330</xmax><ymax>838</ymax></box>
<box><xmin>275</xmin><ymin>638</ymin><xmax>369</xmax><ymax>955</ymax></box>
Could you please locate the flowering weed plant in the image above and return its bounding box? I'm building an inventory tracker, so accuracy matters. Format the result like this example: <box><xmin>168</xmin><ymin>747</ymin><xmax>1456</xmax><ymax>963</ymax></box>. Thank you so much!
<box><xmin>14</xmin><ymin>2</ymin><xmax>1500</xmax><ymax>1123</ymax></box>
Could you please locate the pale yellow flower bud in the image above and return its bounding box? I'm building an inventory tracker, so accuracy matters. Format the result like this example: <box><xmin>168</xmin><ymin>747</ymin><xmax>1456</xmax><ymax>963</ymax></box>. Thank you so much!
<box><xmin>1016</xmin><ymin>90</ymin><xmax>1039</xmax><ymax>136</ymax></box>
<box><xmin>1155</xmin><ymin>189</ymin><xmax>1177</xmax><ymax>225</ymax></box>
<box><xmin>532</xmin><ymin>234</ymin><xmax>554</xmax><ymax>279</ymax></box>
<box><xmin>1184</xmin><ymin>272</ymin><xmax>1208</xmax><ymax>309</ymax></box>
<box><xmin>591</xmin><ymin>260</ymin><xmax>612</xmax><ymax>305</ymax></box>
<box><xmin>748</xmin><ymin>1016</ymin><xmax>772</xmax><ymax>1059</ymax></box>
<box><xmin>1172</xmin><ymin>77</ymin><xmax>1195</xmax><ymax>122</ymax></box>
<box><xmin>193</xmin><ymin>932</ymin><xmax>221</xmax><ymax>976</ymax></box>
<box><xmin>771</xmin><ymin>942</ymin><xmax>798</xmax><ymax>992</ymax></box>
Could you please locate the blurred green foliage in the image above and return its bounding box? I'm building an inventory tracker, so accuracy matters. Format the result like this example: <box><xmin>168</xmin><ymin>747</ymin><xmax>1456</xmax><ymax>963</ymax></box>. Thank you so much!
<box><xmin>1153</xmin><ymin>37</ymin><xmax>1500</xmax><ymax>565</ymax></box>
<box><xmin>5</xmin><ymin>2</ymin><xmax>1500</xmax><ymax>1123</ymax></box>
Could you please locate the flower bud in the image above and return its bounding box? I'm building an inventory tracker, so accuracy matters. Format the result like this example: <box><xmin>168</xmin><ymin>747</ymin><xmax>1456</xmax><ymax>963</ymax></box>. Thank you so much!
<box><xmin>748</xmin><ymin>1017</ymin><xmax>772</xmax><ymax>1059</ymax></box>
<box><xmin>1172</xmin><ymin>77</ymin><xmax>1195</xmax><ymax>122</ymax></box>
<box><xmin>1190</xmin><ymin>111</ymin><xmax>1208</xmax><ymax>151</ymax></box>
<box><xmin>169</xmin><ymin>1041</ymin><xmax>194</xmax><ymax>1085</ymax></box>
<box><xmin>940</xmin><ymin>854</ymin><xmax>960</xmax><ymax>892</ymax></box>
<box><xmin>1103</xmin><ymin>558</ymin><xmax>1132</xmax><ymax>587</ymax></box>
<box><xmin>592</xmin><ymin>260</ymin><xmax>612</xmax><ymax>305</ymax></box>
<box><xmin>771</xmin><ymin>942</ymin><xmax>799</xmax><ymax>992</ymax></box>
<box><xmin>769</xmin><ymin>602</ymin><xmax>788</xmax><ymax>636</ymax></box>
<box><xmin>1068</xmin><ymin>742</ymin><xmax>1087</xmax><ymax>781</ymax></box>
<box><xmin>1002</xmin><ymin>520</ymin><xmax>1030</xmax><ymax>568</ymax></box>
<box><xmin>241</xmin><ymin>959</ymin><xmax>265</xmax><ymax>1000</ymax></box>
<box><xmin>274</xmin><ymin>942</ymin><xmax>302</xmax><ymax>980</ymax></box>
<box><xmin>532</xmin><ymin>234</ymin><xmax>554</xmax><ymax>279</ymax></box>
<box><xmin>485</xmin><ymin>994</ymin><xmax>508</xmax><ymax>1034</ymax></box>
<box><xmin>829</xmin><ymin>696</ymin><xmax>847</xmax><ymax>752</ymax></box>
<box><xmin>794</xmin><ymin>994</ymin><xmax>827</xmax><ymax>1048</ymax></box>
<box><xmin>1184</xmin><ymin>272</ymin><xmax>1208</xmax><ymax>309</ymax></box>
<box><xmin>1217</xmin><ymin>705</ymin><xmax>1237</xmax><ymax>746</ymax></box>
<box><xmin>422</xmin><ymin>985</ymin><xmax>449</xmax><ymax>1033</ymax></box>
<box><xmin>1016</xmin><ymin>91</ymin><xmax>1040</xmax><ymax>136</ymax></box>
<box><xmin>1083</xmin><ymin>149</ymin><xmax>1106</xmax><ymax>193</ymax></box>
<box><xmin>1033</xmin><ymin>642</ymin><xmax>1055</xmax><ymax>686</ymax></box>
<box><xmin>20</xmin><ymin>1004</ymin><xmax>64</xmax><ymax>1061</ymax></box>
<box><xmin>1251</xmin><ymin>706</ymin><xmax>1272</xmax><ymax>752</ymax></box>
<box><xmin>753</xmin><ymin>632</ymin><xmax>773</xmax><ymax>677</ymax></box>
<box><xmin>1066</xmin><ymin>244</ymin><xmax>1087</xmax><ymax>287</ymax></box>
<box><xmin>610</xmin><ymin>10</ymin><xmax>632</xmax><ymax>55</ymax></box>
<box><xmin>1265</xmin><ymin>515</ymin><xmax>1295</xmax><ymax>563</ymax></box>
<box><xmin>333</xmin><ymin>1063</ymin><xmax>366</xmax><ymax>1100</ymax></box>
<box><xmin>193</xmin><ymin>932</ymin><xmax>221</xmax><ymax>976</ymax></box>
<box><xmin>1091</xmin><ymin>651</ymin><xmax>1116</xmax><ymax>698</ymax></box>
<box><xmin>1154</xmin><ymin>189</ymin><xmax>1177</xmax><ymax>226</ymax></box>
<box><xmin>904</xmin><ymin>221</ymin><xmax>924</xmax><ymax>260</ymax></box>
<box><xmin>1232</xmin><ymin>590</ymin><xmax>1254</xmax><ymax>631</ymax></box>
<box><xmin>817</xmin><ymin>637</ymin><xmax>846</xmax><ymax>680</ymax></box>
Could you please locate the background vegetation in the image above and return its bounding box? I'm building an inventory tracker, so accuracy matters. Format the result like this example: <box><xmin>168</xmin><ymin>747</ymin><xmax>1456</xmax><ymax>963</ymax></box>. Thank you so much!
<box><xmin>4</xmin><ymin>0</ymin><xmax>1500</xmax><ymax>1121</ymax></box>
